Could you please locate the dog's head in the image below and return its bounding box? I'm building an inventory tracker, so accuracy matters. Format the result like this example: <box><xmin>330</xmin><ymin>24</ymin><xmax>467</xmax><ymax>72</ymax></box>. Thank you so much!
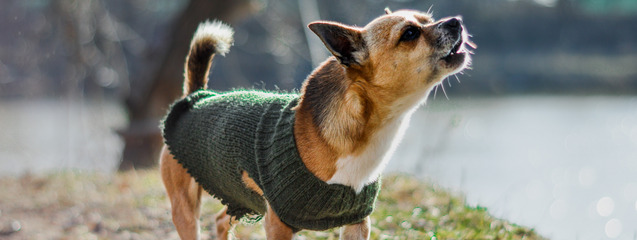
<box><xmin>309</xmin><ymin>9</ymin><xmax>474</xmax><ymax>108</ymax></box>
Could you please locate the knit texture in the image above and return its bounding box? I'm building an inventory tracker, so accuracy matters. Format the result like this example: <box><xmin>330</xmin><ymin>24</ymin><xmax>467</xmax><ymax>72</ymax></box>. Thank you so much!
<box><xmin>162</xmin><ymin>90</ymin><xmax>380</xmax><ymax>231</ymax></box>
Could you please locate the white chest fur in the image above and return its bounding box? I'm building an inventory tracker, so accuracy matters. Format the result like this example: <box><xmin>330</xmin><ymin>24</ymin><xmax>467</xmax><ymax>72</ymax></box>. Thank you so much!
<box><xmin>326</xmin><ymin>112</ymin><xmax>413</xmax><ymax>193</ymax></box>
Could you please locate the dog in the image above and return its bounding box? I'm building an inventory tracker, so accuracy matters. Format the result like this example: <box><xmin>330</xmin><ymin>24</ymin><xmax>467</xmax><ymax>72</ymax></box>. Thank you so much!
<box><xmin>160</xmin><ymin>8</ymin><xmax>473</xmax><ymax>240</ymax></box>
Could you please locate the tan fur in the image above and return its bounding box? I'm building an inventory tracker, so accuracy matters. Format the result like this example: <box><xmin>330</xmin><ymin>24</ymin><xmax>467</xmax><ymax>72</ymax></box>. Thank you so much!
<box><xmin>298</xmin><ymin>11</ymin><xmax>468</xmax><ymax>175</ymax></box>
<box><xmin>160</xmin><ymin>146</ymin><xmax>203</xmax><ymax>240</ymax></box>
<box><xmin>241</xmin><ymin>171</ymin><xmax>264</xmax><ymax>195</ymax></box>
<box><xmin>161</xmin><ymin>9</ymin><xmax>472</xmax><ymax>239</ymax></box>
<box><xmin>293</xmin><ymin>106</ymin><xmax>339</xmax><ymax>181</ymax></box>
<box><xmin>214</xmin><ymin>207</ymin><xmax>238</xmax><ymax>240</ymax></box>
<box><xmin>264</xmin><ymin>204</ymin><xmax>294</xmax><ymax>239</ymax></box>
<box><xmin>340</xmin><ymin>216</ymin><xmax>371</xmax><ymax>240</ymax></box>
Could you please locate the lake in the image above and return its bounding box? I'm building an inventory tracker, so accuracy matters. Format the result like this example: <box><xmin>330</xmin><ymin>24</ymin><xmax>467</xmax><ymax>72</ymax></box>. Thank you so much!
<box><xmin>387</xmin><ymin>96</ymin><xmax>637</xmax><ymax>240</ymax></box>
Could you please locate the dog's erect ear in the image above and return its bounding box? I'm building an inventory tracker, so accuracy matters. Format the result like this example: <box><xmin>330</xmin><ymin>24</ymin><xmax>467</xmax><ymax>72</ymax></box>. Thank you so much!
<box><xmin>308</xmin><ymin>21</ymin><xmax>367</xmax><ymax>67</ymax></box>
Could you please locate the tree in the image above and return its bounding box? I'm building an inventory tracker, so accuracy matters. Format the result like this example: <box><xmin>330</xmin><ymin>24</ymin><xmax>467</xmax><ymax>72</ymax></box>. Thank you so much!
<box><xmin>118</xmin><ymin>0</ymin><xmax>256</xmax><ymax>170</ymax></box>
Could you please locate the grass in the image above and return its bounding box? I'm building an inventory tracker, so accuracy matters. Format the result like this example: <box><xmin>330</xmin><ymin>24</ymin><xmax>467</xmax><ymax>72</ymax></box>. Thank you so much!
<box><xmin>0</xmin><ymin>170</ymin><xmax>543</xmax><ymax>240</ymax></box>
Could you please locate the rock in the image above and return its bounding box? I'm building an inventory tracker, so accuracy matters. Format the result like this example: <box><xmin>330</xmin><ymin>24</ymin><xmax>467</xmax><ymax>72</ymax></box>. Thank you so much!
<box><xmin>0</xmin><ymin>220</ymin><xmax>21</xmax><ymax>236</ymax></box>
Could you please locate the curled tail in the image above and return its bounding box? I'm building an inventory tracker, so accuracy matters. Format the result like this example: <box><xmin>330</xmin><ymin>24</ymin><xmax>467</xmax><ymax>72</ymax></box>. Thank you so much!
<box><xmin>184</xmin><ymin>20</ymin><xmax>234</xmax><ymax>96</ymax></box>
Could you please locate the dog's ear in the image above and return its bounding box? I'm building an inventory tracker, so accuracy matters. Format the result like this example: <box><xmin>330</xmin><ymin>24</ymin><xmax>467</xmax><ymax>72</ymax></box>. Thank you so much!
<box><xmin>308</xmin><ymin>21</ymin><xmax>367</xmax><ymax>67</ymax></box>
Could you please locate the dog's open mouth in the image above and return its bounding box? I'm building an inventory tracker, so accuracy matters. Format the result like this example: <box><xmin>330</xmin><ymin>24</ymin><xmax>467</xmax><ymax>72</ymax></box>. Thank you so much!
<box><xmin>438</xmin><ymin>36</ymin><xmax>477</xmax><ymax>69</ymax></box>
<box><xmin>440</xmin><ymin>39</ymin><xmax>464</xmax><ymax>62</ymax></box>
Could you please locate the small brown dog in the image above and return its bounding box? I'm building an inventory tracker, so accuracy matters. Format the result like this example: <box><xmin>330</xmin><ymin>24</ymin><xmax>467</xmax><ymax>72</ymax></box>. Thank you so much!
<box><xmin>160</xmin><ymin>9</ymin><xmax>473</xmax><ymax>240</ymax></box>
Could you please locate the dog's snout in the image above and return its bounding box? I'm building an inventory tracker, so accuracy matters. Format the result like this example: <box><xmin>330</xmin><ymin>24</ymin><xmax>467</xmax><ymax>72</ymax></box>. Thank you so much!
<box><xmin>441</xmin><ymin>18</ymin><xmax>462</xmax><ymax>32</ymax></box>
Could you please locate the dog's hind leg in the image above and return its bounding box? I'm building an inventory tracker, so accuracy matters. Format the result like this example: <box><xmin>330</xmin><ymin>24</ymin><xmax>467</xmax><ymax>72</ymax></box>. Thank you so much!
<box><xmin>214</xmin><ymin>206</ymin><xmax>238</xmax><ymax>240</ymax></box>
<box><xmin>340</xmin><ymin>216</ymin><xmax>370</xmax><ymax>240</ymax></box>
<box><xmin>160</xmin><ymin>145</ymin><xmax>203</xmax><ymax>240</ymax></box>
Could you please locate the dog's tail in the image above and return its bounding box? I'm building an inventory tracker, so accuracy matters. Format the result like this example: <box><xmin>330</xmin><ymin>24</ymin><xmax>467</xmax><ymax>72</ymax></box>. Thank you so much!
<box><xmin>183</xmin><ymin>20</ymin><xmax>234</xmax><ymax>96</ymax></box>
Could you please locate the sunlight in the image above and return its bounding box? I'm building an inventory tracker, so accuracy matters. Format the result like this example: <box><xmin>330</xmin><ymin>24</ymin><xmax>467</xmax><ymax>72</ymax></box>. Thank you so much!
<box><xmin>605</xmin><ymin>218</ymin><xmax>622</xmax><ymax>239</ymax></box>
<box><xmin>596</xmin><ymin>197</ymin><xmax>615</xmax><ymax>217</ymax></box>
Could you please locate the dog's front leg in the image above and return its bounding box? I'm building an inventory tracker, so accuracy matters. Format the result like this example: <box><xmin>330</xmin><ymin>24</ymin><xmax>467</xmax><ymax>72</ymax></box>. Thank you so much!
<box><xmin>264</xmin><ymin>203</ymin><xmax>294</xmax><ymax>239</ymax></box>
<box><xmin>340</xmin><ymin>216</ymin><xmax>370</xmax><ymax>240</ymax></box>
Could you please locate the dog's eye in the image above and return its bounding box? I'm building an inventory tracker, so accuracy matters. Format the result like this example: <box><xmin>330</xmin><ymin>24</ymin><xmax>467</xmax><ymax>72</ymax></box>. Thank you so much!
<box><xmin>399</xmin><ymin>26</ymin><xmax>420</xmax><ymax>42</ymax></box>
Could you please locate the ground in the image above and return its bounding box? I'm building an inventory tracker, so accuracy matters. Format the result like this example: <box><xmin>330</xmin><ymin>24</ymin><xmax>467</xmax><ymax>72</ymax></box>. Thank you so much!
<box><xmin>0</xmin><ymin>170</ymin><xmax>543</xmax><ymax>240</ymax></box>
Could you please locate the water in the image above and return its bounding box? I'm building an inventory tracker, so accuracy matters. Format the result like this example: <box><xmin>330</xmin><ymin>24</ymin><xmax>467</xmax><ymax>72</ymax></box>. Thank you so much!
<box><xmin>387</xmin><ymin>96</ymin><xmax>637</xmax><ymax>240</ymax></box>
<box><xmin>1</xmin><ymin>96</ymin><xmax>636</xmax><ymax>239</ymax></box>
<box><xmin>0</xmin><ymin>99</ymin><xmax>126</xmax><ymax>175</ymax></box>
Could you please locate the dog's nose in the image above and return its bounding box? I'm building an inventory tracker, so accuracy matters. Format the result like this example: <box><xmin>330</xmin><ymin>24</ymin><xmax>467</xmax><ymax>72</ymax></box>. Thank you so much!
<box><xmin>441</xmin><ymin>18</ymin><xmax>462</xmax><ymax>32</ymax></box>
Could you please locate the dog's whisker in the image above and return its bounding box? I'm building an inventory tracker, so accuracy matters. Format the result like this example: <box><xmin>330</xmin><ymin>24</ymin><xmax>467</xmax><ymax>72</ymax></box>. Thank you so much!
<box><xmin>441</xmin><ymin>82</ymin><xmax>449</xmax><ymax>100</ymax></box>
<box><xmin>454</xmin><ymin>74</ymin><xmax>461</xmax><ymax>84</ymax></box>
<box><xmin>433</xmin><ymin>84</ymin><xmax>439</xmax><ymax>100</ymax></box>
<box><xmin>466</xmin><ymin>39</ymin><xmax>477</xmax><ymax>49</ymax></box>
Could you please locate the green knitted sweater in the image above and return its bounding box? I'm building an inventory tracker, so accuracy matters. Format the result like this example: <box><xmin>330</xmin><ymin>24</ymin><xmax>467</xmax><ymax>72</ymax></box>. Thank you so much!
<box><xmin>161</xmin><ymin>90</ymin><xmax>380</xmax><ymax>231</ymax></box>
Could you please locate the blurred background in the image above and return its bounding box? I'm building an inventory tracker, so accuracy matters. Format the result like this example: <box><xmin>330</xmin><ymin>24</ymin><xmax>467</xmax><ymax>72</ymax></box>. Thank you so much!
<box><xmin>1</xmin><ymin>0</ymin><xmax>636</xmax><ymax>239</ymax></box>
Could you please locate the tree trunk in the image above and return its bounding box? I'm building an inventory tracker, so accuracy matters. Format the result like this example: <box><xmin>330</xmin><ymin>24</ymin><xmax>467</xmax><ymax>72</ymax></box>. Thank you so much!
<box><xmin>118</xmin><ymin>0</ymin><xmax>256</xmax><ymax>170</ymax></box>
